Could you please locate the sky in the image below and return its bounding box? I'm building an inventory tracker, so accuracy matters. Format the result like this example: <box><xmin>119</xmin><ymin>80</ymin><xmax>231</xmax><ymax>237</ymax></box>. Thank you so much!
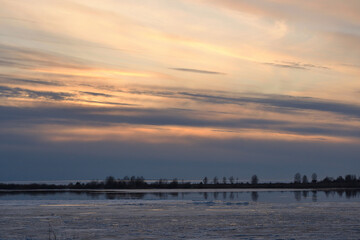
<box><xmin>1</xmin><ymin>0</ymin><xmax>360</xmax><ymax>182</ymax></box>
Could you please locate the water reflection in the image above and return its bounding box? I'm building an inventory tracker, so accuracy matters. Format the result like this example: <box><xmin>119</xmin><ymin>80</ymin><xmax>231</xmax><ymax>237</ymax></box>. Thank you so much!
<box><xmin>251</xmin><ymin>192</ymin><xmax>259</xmax><ymax>202</ymax></box>
<box><xmin>312</xmin><ymin>190</ymin><xmax>317</xmax><ymax>202</ymax></box>
<box><xmin>302</xmin><ymin>191</ymin><xmax>309</xmax><ymax>199</ymax></box>
<box><xmin>213</xmin><ymin>192</ymin><xmax>219</xmax><ymax>200</ymax></box>
<box><xmin>294</xmin><ymin>191</ymin><xmax>301</xmax><ymax>201</ymax></box>
<box><xmin>0</xmin><ymin>189</ymin><xmax>360</xmax><ymax>202</ymax></box>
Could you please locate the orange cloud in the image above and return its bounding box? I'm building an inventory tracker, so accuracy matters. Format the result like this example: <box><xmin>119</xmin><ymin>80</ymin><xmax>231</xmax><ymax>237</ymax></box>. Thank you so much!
<box><xmin>32</xmin><ymin>68</ymin><xmax>153</xmax><ymax>78</ymax></box>
<box><xmin>26</xmin><ymin>123</ymin><xmax>359</xmax><ymax>144</ymax></box>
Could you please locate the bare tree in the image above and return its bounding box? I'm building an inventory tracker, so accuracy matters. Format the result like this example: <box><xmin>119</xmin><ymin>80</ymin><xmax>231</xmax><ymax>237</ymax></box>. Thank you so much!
<box><xmin>302</xmin><ymin>175</ymin><xmax>308</xmax><ymax>184</ymax></box>
<box><xmin>251</xmin><ymin>175</ymin><xmax>259</xmax><ymax>185</ymax></box>
<box><xmin>203</xmin><ymin>176</ymin><xmax>208</xmax><ymax>184</ymax></box>
<box><xmin>105</xmin><ymin>176</ymin><xmax>116</xmax><ymax>188</ymax></box>
<box><xmin>222</xmin><ymin>177</ymin><xmax>227</xmax><ymax>184</ymax></box>
<box><xmin>213</xmin><ymin>176</ymin><xmax>219</xmax><ymax>184</ymax></box>
<box><xmin>229</xmin><ymin>176</ymin><xmax>234</xmax><ymax>184</ymax></box>
<box><xmin>345</xmin><ymin>174</ymin><xmax>357</xmax><ymax>182</ymax></box>
<box><xmin>294</xmin><ymin>173</ymin><xmax>301</xmax><ymax>184</ymax></box>
<box><xmin>311</xmin><ymin>173</ymin><xmax>317</xmax><ymax>183</ymax></box>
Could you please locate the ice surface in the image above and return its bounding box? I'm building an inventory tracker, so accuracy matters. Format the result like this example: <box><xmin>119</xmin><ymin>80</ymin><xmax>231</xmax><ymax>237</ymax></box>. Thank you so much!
<box><xmin>1</xmin><ymin>191</ymin><xmax>360</xmax><ymax>239</ymax></box>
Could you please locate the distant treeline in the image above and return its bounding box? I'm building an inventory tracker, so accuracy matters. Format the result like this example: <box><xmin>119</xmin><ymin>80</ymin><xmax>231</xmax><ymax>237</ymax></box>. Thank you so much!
<box><xmin>1</xmin><ymin>174</ymin><xmax>360</xmax><ymax>190</ymax></box>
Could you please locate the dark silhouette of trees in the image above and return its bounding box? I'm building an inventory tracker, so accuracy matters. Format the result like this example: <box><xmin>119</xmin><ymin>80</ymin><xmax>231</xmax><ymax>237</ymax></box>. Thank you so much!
<box><xmin>345</xmin><ymin>174</ymin><xmax>357</xmax><ymax>183</ymax></box>
<box><xmin>203</xmin><ymin>177</ymin><xmax>208</xmax><ymax>185</ymax></box>
<box><xmin>134</xmin><ymin>176</ymin><xmax>145</xmax><ymax>187</ymax></box>
<box><xmin>311</xmin><ymin>173</ymin><xmax>317</xmax><ymax>183</ymax></box>
<box><xmin>229</xmin><ymin>176</ymin><xmax>234</xmax><ymax>184</ymax></box>
<box><xmin>251</xmin><ymin>175</ymin><xmax>259</xmax><ymax>185</ymax></box>
<box><xmin>1</xmin><ymin>173</ymin><xmax>360</xmax><ymax>190</ymax></box>
<box><xmin>294</xmin><ymin>173</ymin><xmax>301</xmax><ymax>184</ymax></box>
<box><xmin>169</xmin><ymin>178</ymin><xmax>178</xmax><ymax>188</ymax></box>
<box><xmin>302</xmin><ymin>175</ymin><xmax>308</xmax><ymax>184</ymax></box>
<box><xmin>103</xmin><ymin>175</ymin><xmax>147</xmax><ymax>189</ymax></box>
<box><xmin>157</xmin><ymin>179</ymin><xmax>167</xmax><ymax>185</ymax></box>
<box><xmin>105</xmin><ymin>176</ymin><xmax>116</xmax><ymax>188</ymax></box>
<box><xmin>336</xmin><ymin>176</ymin><xmax>344</xmax><ymax>183</ymax></box>
<box><xmin>213</xmin><ymin>176</ymin><xmax>219</xmax><ymax>184</ymax></box>
<box><xmin>322</xmin><ymin>176</ymin><xmax>334</xmax><ymax>183</ymax></box>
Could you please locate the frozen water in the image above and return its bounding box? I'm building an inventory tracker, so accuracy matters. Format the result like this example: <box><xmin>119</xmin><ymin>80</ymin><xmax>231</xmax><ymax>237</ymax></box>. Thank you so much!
<box><xmin>0</xmin><ymin>190</ymin><xmax>360</xmax><ymax>239</ymax></box>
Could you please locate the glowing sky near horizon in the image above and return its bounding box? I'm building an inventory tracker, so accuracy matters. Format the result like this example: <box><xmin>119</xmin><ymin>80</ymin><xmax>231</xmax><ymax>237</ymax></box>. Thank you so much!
<box><xmin>1</xmin><ymin>0</ymin><xmax>360</xmax><ymax>181</ymax></box>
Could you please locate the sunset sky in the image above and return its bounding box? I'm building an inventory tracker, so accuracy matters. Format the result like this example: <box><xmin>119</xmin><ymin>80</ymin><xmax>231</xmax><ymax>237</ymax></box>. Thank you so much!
<box><xmin>1</xmin><ymin>0</ymin><xmax>360</xmax><ymax>181</ymax></box>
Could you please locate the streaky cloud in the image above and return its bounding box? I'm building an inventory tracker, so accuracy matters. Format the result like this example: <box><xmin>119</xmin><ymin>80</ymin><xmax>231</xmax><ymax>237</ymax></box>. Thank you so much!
<box><xmin>263</xmin><ymin>61</ymin><xmax>329</xmax><ymax>70</ymax></box>
<box><xmin>0</xmin><ymin>74</ymin><xmax>63</xmax><ymax>86</ymax></box>
<box><xmin>103</xmin><ymin>86</ymin><xmax>360</xmax><ymax>119</ymax></box>
<box><xmin>0</xmin><ymin>86</ymin><xmax>74</xmax><ymax>101</ymax></box>
<box><xmin>171</xmin><ymin>68</ymin><xmax>225</xmax><ymax>75</ymax></box>
<box><xmin>76</xmin><ymin>84</ymin><xmax>360</xmax><ymax>120</ymax></box>
<box><xmin>0</xmin><ymin>104</ymin><xmax>287</xmax><ymax>129</ymax></box>
<box><xmin>0</xmin><ymin>104</ymin><xmax>359</xmax><ymax>140</ymax></box>
<box><xmin>80</xmin><ymin>91</ymin><xmax>113</xmax><ymax>97</ymax></box>
<box><xmin>0</xmin><ymin>44</ymin><xmax>91</xmax><ymax>70</ymax></box>
<box><xmin>173</xmin><ymin>91</ymin><xmax>360</xmax><ymax>118</ymax></box>
<box><xmin>0</xmin><ymin>17</ymin><xmax>38</xmax><ymax>24</ymax></box>
<box><xmin>81</xmin><ymin>100</ymin><xmax>136</xmax><ymax>106</ymax></box>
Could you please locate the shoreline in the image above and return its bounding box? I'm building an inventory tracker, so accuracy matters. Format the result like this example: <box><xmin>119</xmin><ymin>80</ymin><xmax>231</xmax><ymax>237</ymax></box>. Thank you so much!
<box><xmin>1</xmin><ymin>187</ymin><xmax>360</xmax><ymax>193</ymax></box>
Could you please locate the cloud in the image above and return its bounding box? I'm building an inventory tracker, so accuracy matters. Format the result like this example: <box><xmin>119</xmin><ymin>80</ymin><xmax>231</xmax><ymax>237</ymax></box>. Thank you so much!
<box><xmin>0</xmin><ymin>44</ymin><xmax>91</xmax><ymax>70</ymax></box>
<box><xmin>263</xmin><ymin>62</ymin><xmax>307</xmax><ymax>70</ymax></box>
<box><xmin>80</xmin><ymin>91</ymin><xmax>113</xmax><ymax>97</ymax></box>
<box><xmin>0</xmin><ymin>100</ymin><xmax>359</xmax><ymax>141</ymax></box>
<box><xmin>169</xmin><ymin>91</ymin><xmax>360</xmax><ymax>118</ymax></box>
<box><xmin>170</xmin><ymin>68</ymin><xmax>225</xmax><ymax>75</ymax></box>
<box><xmin>80</xmin><ymin>85</ymin><xmax>360</xmax><ymax>120</ymax></box>
<box><xmin>262</xmin><ymin>61</ymin><xmax>329</xmax><ymax>70</ymax></box>
<box><xmin>80</xmin><ymin>100</ymin><xmax>135</xmax><ymax>106</ymax></box>
<box><xmin>0</xmin><ymin>84</ymin><xmax>133</xmax><ymax>106</ymax></box>
<box><xmin>1</xmin><ymin>0</ymin><xmax>360</xmax><ymax>181</ymax></box>
<box><xmin>1</xmin><ymin>132</ymin><xmax>360</xmax><ymax>181</ymax></box>
<box><xmin>0</xmin><ymin>74</ymin><xmax>62</xmax><ymax>86</ymax></box>
<box><xmin>0</xmin><ymin>86</ymin><xmax>74</xmax><ymax>101</ymax></box>
<box><xmin>0</xmin><ymin>104</ymin><xmax>281</xmax><ymax>128</ymax></box>
<box><xmin>1</xmin><ymin>106</ymin><xmax>360</xmax><ymax>181</ymax></box>
<box><xmin>0</xmin><ymin>59</ymin><xmax>27</xmax><ymax>68</ymax></box>
<box><xmin>2</xmin><ymin>81</ymin><xmax>359</xmax><ymax>139</ymax></box>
